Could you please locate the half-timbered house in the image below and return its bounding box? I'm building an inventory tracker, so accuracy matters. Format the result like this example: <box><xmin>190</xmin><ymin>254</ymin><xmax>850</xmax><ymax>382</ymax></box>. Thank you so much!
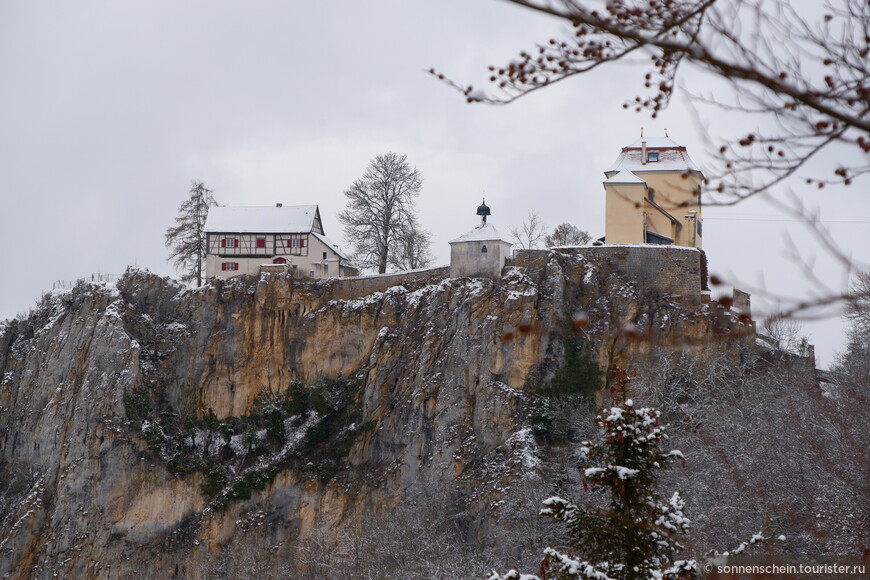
<box><xmin>204</xmin><ymin>204</ymin><xmax>358</xmax><ymax>280</ymax></box>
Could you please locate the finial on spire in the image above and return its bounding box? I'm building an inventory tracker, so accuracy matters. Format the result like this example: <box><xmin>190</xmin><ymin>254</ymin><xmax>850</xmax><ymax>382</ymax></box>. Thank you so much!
<box><xmin>476</xmin><ymin>197</ymin><xmax>491</xmax><ymax>225</ymax></box>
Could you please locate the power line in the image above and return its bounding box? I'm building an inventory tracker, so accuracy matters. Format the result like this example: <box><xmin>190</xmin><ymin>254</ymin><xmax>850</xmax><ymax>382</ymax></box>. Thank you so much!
<box><xmin>703</xmin><ymin>216</ymin><xmax>870</xmax><ymax>224</ymax></box>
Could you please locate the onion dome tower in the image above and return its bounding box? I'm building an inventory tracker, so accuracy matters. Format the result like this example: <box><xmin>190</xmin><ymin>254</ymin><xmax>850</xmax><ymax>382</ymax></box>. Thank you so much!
<box><xmin>449</xmin><ymin>199</ymin><xmax>513</xmax><ymax>278</ymax></box>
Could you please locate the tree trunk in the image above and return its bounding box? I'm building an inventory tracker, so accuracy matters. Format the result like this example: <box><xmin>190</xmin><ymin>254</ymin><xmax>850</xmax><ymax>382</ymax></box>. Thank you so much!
<box><xmin>378</xmin><ymin>247</ymin><xmax>388</xmax><ymax>274</ymax></box>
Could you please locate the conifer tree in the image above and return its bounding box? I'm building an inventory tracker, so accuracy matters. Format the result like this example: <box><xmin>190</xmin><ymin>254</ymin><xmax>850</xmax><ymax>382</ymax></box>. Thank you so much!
<box><xmin>164</xmin><ymin>181</ymin><xmax>217</xmax><ymax>287</ymax></box>
<box><xmin>491</xmin><ymin>366</ymin><xmax>696</xmax><ymax>580</ymax></box>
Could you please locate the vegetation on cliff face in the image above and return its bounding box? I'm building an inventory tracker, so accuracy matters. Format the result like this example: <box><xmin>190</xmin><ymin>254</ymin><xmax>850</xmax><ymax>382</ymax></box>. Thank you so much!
<box><xmin>123</xmin><ymin>376</ymin><xmax>367</xmax><ymax>509</ymax></box>
<box><xmin>526</xmin><ymin>336</ymin><xmax>602</xmax><ymax>443</ymax></box>
<box><xmin>493</xmin><ymin>366</ymin><xmax>695</xmax><ymax>580</ymax></box>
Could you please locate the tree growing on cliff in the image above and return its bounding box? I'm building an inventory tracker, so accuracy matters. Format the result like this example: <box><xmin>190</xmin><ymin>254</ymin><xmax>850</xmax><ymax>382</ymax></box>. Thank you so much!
<box><xmin>832</xmin><ymin>270</ymin><xmax>870</xmax><ymax>382</ymax></box>
<box><xmin>491</xmin><ymin>366</ymin><xmax>695</xmax><ymax>580</ymax></box>
<box><xmin>510</xmin><ymin>210</ymin><xmax>548</xmax><ymax>250</ymax></box>
<box><xmin>339</xmin><ymin>152</ymin><xmax>429</xmax><ymax>274</ymax></box>
<box><xmin>545</xmin><ymin>223</ymin><xmax>592</xmax><ymax>247</ymax></box>
<box><xmin>164</xmin><ymin>181</ymin><xmax>217</xmax><ymax>287</ymax></box>
<box><xmin>387</xmin><ymin>218</ymin><xmax>435</xmax><ymax>271</ymax></box>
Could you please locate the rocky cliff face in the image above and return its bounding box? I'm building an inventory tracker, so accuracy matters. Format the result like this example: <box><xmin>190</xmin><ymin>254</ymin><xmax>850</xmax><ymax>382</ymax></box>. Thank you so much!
<box><xmin>1</xmin><ymin>250</ymin><xmax>864</xmax><ymax>579</ymax></box>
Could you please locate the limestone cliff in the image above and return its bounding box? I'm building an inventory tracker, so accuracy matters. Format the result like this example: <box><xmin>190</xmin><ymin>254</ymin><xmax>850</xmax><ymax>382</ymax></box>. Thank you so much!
<box><xmin>1</xmin><ymin>248</ymin><xmax>864</xmax><ymax>579</ymax></box>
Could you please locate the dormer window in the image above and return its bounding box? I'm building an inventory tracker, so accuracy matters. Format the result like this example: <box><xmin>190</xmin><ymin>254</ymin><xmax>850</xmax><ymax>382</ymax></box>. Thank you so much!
<box><xmin>647</xmin><ymin>151</ymin><xmax>659</xmax><ymax>162</ymax></box>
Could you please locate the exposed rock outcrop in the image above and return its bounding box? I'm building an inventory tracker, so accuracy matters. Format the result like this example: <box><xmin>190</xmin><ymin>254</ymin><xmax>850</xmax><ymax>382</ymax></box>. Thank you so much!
<box><xmin>2</xmin><ymin>249</ymin><xmax>862</xmax><ymax>580</ymax></box>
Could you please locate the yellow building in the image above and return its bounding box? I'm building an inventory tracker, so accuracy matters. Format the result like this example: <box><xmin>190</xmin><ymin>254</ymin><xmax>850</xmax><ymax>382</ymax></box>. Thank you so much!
<box><xmin>603</xmin><ymin>136</ymin><xmax>703</xmax><ymax>248</ymax></box>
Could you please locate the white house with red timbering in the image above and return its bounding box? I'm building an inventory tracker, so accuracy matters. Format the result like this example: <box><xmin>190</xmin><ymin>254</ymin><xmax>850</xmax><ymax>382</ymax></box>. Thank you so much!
<box><xmin>204</xmin><ymin>204</ymin><xmax>358</xmax><ymax>280</ymax></box>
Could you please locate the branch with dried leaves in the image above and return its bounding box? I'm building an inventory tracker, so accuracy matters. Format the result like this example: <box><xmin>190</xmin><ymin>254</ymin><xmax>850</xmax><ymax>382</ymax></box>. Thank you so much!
<box><xmin>432</xmin><ymin>0</ymin><xmax>870</xmax><ymax>319</ymax></box>
<box><xmin>432</xmin><ymin>0</ymin><xmax>869</xmax><ymax>202</ymax></box>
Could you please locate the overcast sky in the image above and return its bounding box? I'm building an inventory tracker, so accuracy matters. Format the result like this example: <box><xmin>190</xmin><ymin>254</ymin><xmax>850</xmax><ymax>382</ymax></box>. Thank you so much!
<box><xmin>2</xmin><ymin>1</ymin><xmax>866</xmax><ymax>367</ymax></box>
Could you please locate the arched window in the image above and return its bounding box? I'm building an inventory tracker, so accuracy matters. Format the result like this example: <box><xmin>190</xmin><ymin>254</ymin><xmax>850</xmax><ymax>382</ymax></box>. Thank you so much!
<box><xmin>481</xmin><ymin>245</ymin><xmax>488</xmax><ymax>253</ymax></box>
<box><xmin>273</xmin><ymin>257</ymin><xmax>287</xmax><ymax>264</ymax></box>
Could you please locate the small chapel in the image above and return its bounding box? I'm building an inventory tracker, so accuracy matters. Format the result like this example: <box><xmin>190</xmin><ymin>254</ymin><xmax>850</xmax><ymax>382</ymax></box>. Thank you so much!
<box><xmin>448</xmin><ymin>200</ymin><xmax>513</xmax><ymax>278</ymax></box>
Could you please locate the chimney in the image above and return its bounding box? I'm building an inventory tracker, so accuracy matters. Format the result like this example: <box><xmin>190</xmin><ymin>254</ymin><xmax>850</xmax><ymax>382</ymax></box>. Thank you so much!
<box><xmin>641</xmin><ymin>140</ymin><xmax>647</xmax><ymax>165</ymax></box>
<box><xmin>276</xmin><ymin>203</ymin><xmax>283</xmax><ymax>207</ymax></box>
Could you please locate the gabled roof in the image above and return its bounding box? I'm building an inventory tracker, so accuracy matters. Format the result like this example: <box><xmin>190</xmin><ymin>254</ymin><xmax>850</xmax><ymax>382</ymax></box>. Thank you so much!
<box><xmin>449</xmin><ymin>222</ymin><xmax>511</xmax><ymax>244</ymax></box>
<box><xmin>604</xmin><ymin>137</ymin><xmax>702</xmax><ymax>176</ymax></box>
<box><xmin>311</xmin><ymin>231</ymin><xmax>350</xmax><ymax>261</ymax></box>
<box><xmin>604</xmin><ymin>169</ymin><xmax>647</xmax><ymax>185</ymax></box>
<box><xmin>204</xmin><ymin>205</ymin><xmax>321</xmax><ymax>234</ymax></box>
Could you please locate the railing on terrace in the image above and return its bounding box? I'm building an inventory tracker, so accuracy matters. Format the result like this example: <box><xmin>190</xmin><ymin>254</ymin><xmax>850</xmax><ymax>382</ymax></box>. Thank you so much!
<box><xmin>52</xmin><ymin>273</ymin><xmax>121</xmax><ymax>291</ymax></box>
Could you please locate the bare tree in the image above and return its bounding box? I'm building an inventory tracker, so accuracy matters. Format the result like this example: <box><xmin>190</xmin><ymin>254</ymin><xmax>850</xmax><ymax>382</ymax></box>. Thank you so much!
<box><xmin>761</xmin><ymin>316</ymin><xmax>808</xmax><ymax>356</ymax></box>
<box><xmin>339</xmin><ymin>153</ymin><xmax>427</xmax><ymax>274</ymax></box>
<box><xmin>635</xmin><ymin>343</ymin><xmax>870</xmax><ymax>556</ymax></box>
<box><xmin>387</xmin><ymin>219</ymin><xmax>434</xmax><ymax>271</ymax></box>
<box><xmin>164</xmin><ymin>181</ymin><xmax>217</xmax><ymax>287</ymax></box>
<box><xmin>844</xmin><ymin>270</ymin><xmax>870</xmax><ymax>324</ymax></box>
<box><xmin>832</xmin><ymin>270</ymin><xmax>870</xmax><ymax>381</ymax></box>
<box><xmin>545</xmin><ymin>222</ymin><xmax>592</xmax><ymax>247</ymax></box>
<box><xmin>510</xmin><ymin>210</ymin><xmax>547</xmax><ymax>250</ymax></box>
<box><xmin>433</xmin><ymin>0</ymin><xmax>870</xmax><ymax>316</ymax></box>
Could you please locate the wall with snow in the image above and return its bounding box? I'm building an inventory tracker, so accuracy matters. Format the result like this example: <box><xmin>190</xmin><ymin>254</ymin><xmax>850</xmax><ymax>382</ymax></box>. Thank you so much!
<box><xmin>321</xmin><ymin>266</ymin><xmax>450</xmax><ymax>301</ymax></box>
<box><xmin>515</xmin><ymin>245</ymin><xmax>705</xmax><ymax>301</ymax></box>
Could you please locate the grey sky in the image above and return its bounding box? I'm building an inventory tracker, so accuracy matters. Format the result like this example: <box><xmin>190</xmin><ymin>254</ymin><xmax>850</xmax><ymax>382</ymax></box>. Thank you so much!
<box><xmin>2</xmin><ymin>1</ymin><xmax>866</xmax><ymax>366</ymax></box>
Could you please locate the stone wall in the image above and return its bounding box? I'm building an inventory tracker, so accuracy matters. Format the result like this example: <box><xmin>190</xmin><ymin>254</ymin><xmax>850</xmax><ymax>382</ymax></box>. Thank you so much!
<box><xmin>317</xmin><ymin>266</ymin><xmax>450</xmax><ymax>301</ymax></box>
<box><xmin>514</xmin><ymin>245</ymin><xmax>705</xmax><ymax>302</ymax></box>
<box><xmin>293</xmin><ymin>246</ymin><xmax>705</xmax><ymax>305</ymax></box>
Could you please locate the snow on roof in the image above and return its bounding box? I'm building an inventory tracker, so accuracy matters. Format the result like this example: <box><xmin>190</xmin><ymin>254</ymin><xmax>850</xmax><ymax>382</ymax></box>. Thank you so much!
<box><xmin>311</xmin><ymin>231</ymin><xmax>350</xmax><ymax>260</ymax></box>
<box><xmin>625</xmin><ymin>136</ymin><xmax>684</xmax><ymax>149</ymax></box>
<box><xmin>204</xmin><ymin>205</ymin><xmax>319</xmax><ymax>233</ymax></box>
<box><xmin>604</xmin><ymin>137</ymin><xmax>702</xmax><ymax>175</ymax></box>
<box><xmin>449</xmin><ymin>222</ymin><xmax>511</xmax><ymax>244</ymax></box>
<box><xmin>599</xmin><ymin>243</ymin><xmax>701</xmax><ymax>252</ymax></box>
<box><xmin>604</xmin><ymin>169</ymin><xmax>647</xmax><ymax>185</ymax></box>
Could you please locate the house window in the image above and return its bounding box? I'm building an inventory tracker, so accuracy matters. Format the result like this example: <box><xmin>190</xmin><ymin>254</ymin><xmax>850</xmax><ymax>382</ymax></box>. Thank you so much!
<box><xmin>647</xmin><ymin>151</ymin><xmax>659</xmax><ymax>162</ymax></box>
<box><xmin>221</xmin><ymin>238</ymin><xmax>238</xmax><ymax>248</ymax></box>
<box><xmin>481</xmin><ymin>245</ymin><xmax>488</xmax><ymax>253</ymax></box>
<box><xmin>323</xmin><ymin>252</ymin><xmax>327</xmax><ymax>260</ymax></box>
<box><xmin>221</xmin><ymin>262</ymin><xmax>239</xmax><ymax>271</ymax></box>
<box><xmin>256</xmin><ymin>238</ymin><xmax>266</xmax><ymax>248</ymax></box>
<box><xmin>287</xmin><ymin>238</ymin><xmax>306</xmax><ymax>248</ymax></box>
